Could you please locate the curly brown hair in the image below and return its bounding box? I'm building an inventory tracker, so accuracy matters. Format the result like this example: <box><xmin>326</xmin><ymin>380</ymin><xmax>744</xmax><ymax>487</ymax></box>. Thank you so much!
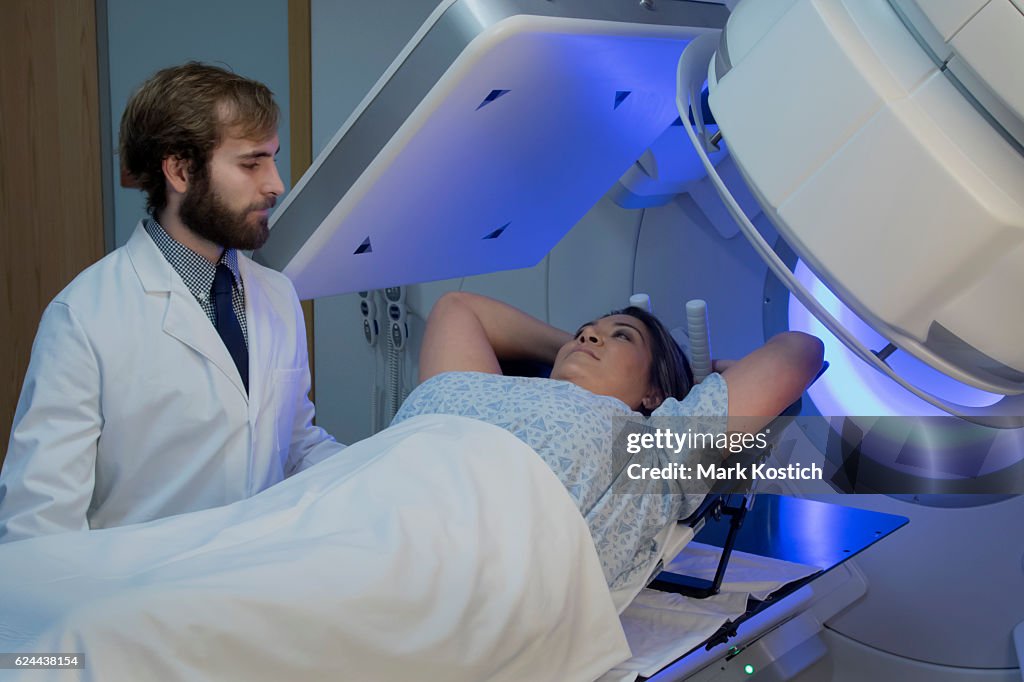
<box><xmin>118</xmin><ymin>61</ymin><xmax>279</xmax><ymax>216</ymax></box>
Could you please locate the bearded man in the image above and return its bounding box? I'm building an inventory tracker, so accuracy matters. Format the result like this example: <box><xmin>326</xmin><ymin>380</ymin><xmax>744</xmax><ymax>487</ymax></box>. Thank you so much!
<box><xmin>0</xmin><ymin>62</ymin><xmax>345</xmax><ymax>542</ymax></box>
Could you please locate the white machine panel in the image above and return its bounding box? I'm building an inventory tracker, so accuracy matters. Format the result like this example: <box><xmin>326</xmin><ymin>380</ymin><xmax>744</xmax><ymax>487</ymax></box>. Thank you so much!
<box><xmin>905</xmin><ymin>0</ymin><xmax>989</xmax><ymax>43</ymax></box>
<box><xmin>707</xmin><ymin>0</ymin><xmax>1024</xmax><ymax>397</ymax></box>
<box><xmin>949</xmin><ymin>0</ymin><xmax>1024</xmax><ymax>128</ymax></box>
<box><xmin>256</xmin><ymin>2</ymin><xmax>728</xmax><ymax>300</ymax></box>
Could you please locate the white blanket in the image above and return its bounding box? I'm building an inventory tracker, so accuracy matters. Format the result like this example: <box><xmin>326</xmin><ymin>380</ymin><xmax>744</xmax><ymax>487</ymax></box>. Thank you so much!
<box><xmin>605</xmin><ymin>543</ymin><xmax>821</xmax><ymax>680</ymax></box>
<box><xmin>0</xmin><ymin>415</ymin><xmax>630</xmax><ymax>681</ymax></box>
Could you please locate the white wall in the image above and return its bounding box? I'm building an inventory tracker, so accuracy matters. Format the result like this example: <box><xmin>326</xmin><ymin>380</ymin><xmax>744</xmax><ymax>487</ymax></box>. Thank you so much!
<box><xmin>105</xmin><ymin>0</ymin><xmax>291</xmax><ymax>247</ymax></box>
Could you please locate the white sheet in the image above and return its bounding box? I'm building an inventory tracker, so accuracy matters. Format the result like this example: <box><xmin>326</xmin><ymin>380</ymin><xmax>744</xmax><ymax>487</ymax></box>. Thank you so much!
<box><xmin>602</xmin><ymin>543</ymin><xmax>820</xmax><ymax>680</ymax></box>
<box><xmin>0</xmin><ymin>415</ymin><xmax>630</xmax><ymax>681</ymax></box>
<box><xmin>608</xmin><ymin>522</ymin><xmax>695</xmax><ymax>613</ymax></box>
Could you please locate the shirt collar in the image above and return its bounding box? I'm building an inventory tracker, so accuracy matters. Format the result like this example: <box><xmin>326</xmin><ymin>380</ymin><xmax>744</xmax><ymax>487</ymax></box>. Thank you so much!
<box><xmin>144</xmin><ymin>218</ymin><xmax>243</xmax><ymax>303</ymax></box>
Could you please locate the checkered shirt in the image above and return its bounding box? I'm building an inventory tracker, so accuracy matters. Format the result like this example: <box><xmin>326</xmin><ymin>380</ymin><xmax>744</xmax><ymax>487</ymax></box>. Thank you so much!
<box><xmin>144</xmin><ymin>219</ymin><xmax>249</xmax><ymax>347</ymax></box>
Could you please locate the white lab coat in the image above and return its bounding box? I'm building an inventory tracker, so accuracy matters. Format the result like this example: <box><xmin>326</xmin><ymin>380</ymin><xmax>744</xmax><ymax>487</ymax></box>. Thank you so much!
<box><xmin>0</xmin><ymin>222</ymin><xmax>344</xmax><ymax>542</ymax></box>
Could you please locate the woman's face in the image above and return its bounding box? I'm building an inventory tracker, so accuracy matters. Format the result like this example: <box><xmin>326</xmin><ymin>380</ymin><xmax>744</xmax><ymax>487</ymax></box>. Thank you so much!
<box><xmin>550</xmin><ymin>314</ymin><xmax>662</xmax><ymax>411</ymax></box>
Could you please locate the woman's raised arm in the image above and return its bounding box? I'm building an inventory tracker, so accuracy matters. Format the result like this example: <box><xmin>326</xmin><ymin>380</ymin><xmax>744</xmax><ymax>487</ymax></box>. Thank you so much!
<box><xmin>719</xmin><ymin>331</ymin><xmax>824</xmax><ymax>433</ymax></box>
<box><xmin>418</xmin><ymin>292</ymin><xmax>573</xmax><ymax>383</ymax></box>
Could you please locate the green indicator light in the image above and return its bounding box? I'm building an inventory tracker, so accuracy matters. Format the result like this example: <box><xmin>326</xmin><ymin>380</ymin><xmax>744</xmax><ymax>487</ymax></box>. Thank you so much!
<box><xmin>744</xmin><ymin>664</ymin><xmax>755</xmax><ymax>675</ymax></box>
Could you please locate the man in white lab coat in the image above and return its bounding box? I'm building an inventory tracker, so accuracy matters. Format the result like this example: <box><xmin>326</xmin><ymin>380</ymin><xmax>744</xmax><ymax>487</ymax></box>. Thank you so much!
<box><xmin>0</xmin><ymin>62</ymin><xmax>345</xmax><ymax>542</ymax></box>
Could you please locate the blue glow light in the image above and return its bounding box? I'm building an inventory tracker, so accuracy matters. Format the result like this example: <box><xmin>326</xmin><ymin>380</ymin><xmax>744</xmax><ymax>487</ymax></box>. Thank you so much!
<box><xmin>787</xmin><ymin>260</ymin><xmax>1001</xmax><ymax>416</ymax></box>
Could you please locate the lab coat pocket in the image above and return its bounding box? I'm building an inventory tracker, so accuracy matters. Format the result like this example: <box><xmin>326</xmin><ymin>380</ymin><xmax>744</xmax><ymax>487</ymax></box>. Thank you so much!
<box><xmin>270</xmin><ymin>367</ymin><xmax>305</xmax><ymax>458</ymax></box>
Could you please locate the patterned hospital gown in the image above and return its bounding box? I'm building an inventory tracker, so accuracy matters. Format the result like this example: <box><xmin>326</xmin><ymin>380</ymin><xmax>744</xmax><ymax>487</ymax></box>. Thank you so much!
<box><xmin>392</xmin><ymin>371</ymin><xmax>728</xmax><ymax>591</ymax></box>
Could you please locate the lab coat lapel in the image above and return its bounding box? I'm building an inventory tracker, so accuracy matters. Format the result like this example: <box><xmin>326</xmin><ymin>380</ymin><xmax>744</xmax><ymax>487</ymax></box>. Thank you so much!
<box><xmin>238</xmin><ymin>257</ymin><xmax>269</xmax><ymax>423</ymax></box>
<box><xmin>125</xmin><ymin>222</ymin><xmax>248</xmax><ymax>399</ymax></box>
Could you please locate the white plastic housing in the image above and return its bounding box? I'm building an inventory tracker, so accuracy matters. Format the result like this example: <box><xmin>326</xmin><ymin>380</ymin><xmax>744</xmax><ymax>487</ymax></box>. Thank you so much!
<box><xmin>710</xmin><ymin>0</ymin><xmax>1024</xmax><ymax>395</ymax></box>
<box><xmin>261</xmin><ymin>12</ymin><xmax>720</xmax><ymax>299</ymax></box>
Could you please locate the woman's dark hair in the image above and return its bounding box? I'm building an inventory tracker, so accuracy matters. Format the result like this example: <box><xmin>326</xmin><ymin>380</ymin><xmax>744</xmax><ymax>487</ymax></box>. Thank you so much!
<box><xmin>605</xmin><ymin>306</ymin><xmax>694</xmax><ymax>415</ymax></box>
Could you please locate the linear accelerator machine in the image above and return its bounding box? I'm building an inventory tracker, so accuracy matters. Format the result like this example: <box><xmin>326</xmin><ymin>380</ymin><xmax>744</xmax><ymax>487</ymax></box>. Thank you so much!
<box><xmin>256</xmin><ymin>0</ymin><xmax>1024</xmax><ymax>679</ymax></box>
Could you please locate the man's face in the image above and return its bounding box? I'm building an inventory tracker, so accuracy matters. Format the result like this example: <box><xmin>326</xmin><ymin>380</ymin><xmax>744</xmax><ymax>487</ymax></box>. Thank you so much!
<box><xmin>179</xmin><ymin>130</ymin><xmax>284</xmax><ymax>251</ymax></box>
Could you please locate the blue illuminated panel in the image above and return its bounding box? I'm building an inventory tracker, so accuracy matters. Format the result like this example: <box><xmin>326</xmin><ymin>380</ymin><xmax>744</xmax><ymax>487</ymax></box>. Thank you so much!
<box><xmin>787</xmin><ymin>260</ymin><xmax>1001</xmax><ymax>416</ymax></box>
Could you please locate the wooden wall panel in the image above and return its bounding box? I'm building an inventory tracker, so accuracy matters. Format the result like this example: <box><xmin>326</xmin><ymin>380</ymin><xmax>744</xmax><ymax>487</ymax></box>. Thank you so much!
<box><xmin>289</xmin><ymin>0</ymin><xmax>316</xmax><ymax>402</ymax></box>
<box><xmin>0</xmin><ymin>0</ymin><xmax>104</xmax><ymax>469</ymax></box>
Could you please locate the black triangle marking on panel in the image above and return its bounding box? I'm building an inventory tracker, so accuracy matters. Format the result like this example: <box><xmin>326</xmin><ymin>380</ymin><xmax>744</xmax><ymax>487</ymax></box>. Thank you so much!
<box><xmin>483</xmin><ymin>222</ymin><xmax>510</xmax><ymax>240</ymax></box>
<box><xmin>477</xmin><ymin>89</ymin><xmax>510</xmax><ymax>110</ymax></box>
<box><xmin>353</xmin><ymin>237</ymin><xmax>373</xmax><ymax>254</ymax></box>
<box><xmin>614</xmin><ymin>90</ymin><xmax>632</xmax><ymax>109</ymax></box>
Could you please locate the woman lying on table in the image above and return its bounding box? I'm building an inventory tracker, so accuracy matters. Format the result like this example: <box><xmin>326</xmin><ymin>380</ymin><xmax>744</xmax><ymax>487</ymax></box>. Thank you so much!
<box><xmin>393</xmin><ymin>292</ymin><xmax>824</xmax><ymax>593</ymax></box>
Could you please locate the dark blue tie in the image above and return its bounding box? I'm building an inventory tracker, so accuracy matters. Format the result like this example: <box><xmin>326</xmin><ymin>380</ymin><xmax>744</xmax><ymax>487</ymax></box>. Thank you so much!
<box><xmin>213</xmin><ymin>263</ymin><xmax>248</xmax><ymax>392</ymax></box>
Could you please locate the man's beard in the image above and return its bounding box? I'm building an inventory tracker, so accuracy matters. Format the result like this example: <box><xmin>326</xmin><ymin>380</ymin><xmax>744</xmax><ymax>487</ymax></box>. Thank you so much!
<box><xmin>178</xmin><ymin>168</ymin><xmax>273</xmax><ymax>251</ymax></box>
